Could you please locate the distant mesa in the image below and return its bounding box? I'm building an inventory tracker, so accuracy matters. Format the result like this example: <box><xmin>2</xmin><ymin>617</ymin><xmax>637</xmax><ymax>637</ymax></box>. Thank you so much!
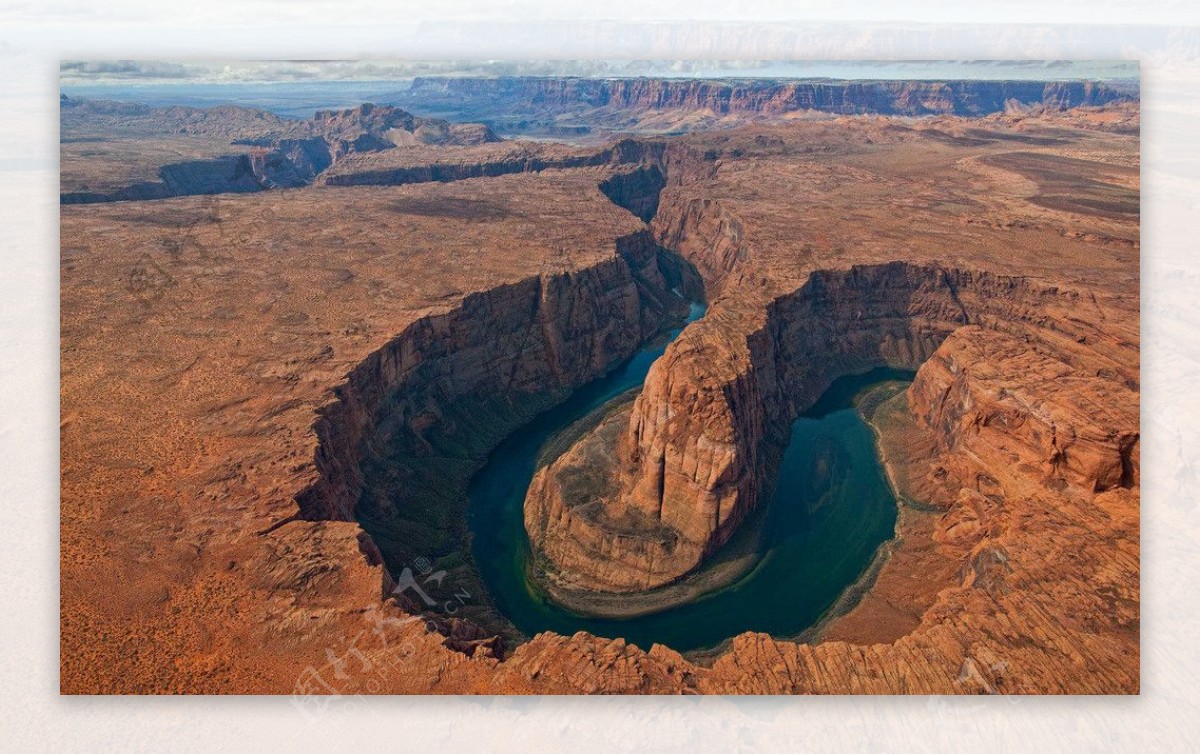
<box><xmin>59</xmin><ymin>99</ymin><xmax>500</xmax><ymax>203</ymax></box>
<box><xmin>395</xmin><ymin>76</ymin><xmax>1138</xmax><ymax>134</ymax></box>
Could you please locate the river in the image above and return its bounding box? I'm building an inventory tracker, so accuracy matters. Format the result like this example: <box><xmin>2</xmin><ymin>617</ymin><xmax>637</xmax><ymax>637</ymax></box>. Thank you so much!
<box><xmin>466</xmin><ymin>301</ymin><xmax>907</xmax><ymax>652</ymax></box>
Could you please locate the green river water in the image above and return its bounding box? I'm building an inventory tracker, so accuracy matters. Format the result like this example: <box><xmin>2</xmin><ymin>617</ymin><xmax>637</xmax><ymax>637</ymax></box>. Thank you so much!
<box><xmin>466</xmin><ymin>302</ymin><xmax>909</xmax><ymax>652</ymax></box>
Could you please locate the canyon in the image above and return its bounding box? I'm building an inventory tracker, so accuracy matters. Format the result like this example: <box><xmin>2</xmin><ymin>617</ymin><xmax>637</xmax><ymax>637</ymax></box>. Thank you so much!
<box><xmin>60</xmin><ymin>86</ymin><xmax>1138</xmax><ymax>694</ymax></box>
<box><xmin>526</xmin><ymin>263</ymin><xmax>1138</xmax><ymax>597</ymax></box>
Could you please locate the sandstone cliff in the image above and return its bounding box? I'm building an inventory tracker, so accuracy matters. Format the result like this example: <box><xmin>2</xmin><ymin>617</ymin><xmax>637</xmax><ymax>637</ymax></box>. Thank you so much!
<box><xmin>524</xmin><ymin>262</ymin><xmax>1139</xmax><ymax>592</ymax></box>
<box><xmin>59</xmin><ymin>154</ymin><xmax>264</xmax><ymax>204</ymax></box>
<box><xmin>405</xmin><ymin>76</ymin><xmax>1135</xmax><ymax>119</ymax></box>
<box><xmin>318</xmin><ymin>139</ymin><xmax>665</xmax><ymax>189</ymax></box>
<box><xmin>298</xmin><ymin>230</ymin><xmax>685</xmax><ymax>526</ymax></box>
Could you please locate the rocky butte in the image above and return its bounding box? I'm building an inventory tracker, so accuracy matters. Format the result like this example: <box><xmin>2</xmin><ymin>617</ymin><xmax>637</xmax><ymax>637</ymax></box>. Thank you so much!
<box><xmin>60</xmin><ymin>84</ymin><xmax>1138</xmax><ymax>694</ymax></box>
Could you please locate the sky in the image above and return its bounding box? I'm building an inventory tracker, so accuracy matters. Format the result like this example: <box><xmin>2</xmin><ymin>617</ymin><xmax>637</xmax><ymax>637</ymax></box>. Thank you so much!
<box><xmin>59</xmin><ymin>59</ymin><xmax>1141</xmax><ymax>87</ymax></box>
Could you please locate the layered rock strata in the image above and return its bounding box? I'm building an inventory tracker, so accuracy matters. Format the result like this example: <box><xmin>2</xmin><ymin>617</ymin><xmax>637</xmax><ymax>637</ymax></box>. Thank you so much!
<box><xmin>318</xmin><ymin>139</ymin><xmax>665</xmax><ymax>189</ymax></box>
<box><xmin>404</xmin><ymin>76</ymin><xmax>1135</xmax><ymax>120</ymax></box>
<box><xmin>525</xmin><ymin>263</ymin><xmax>1139</xmax><ymax>592</ymax></box>
<box><xmin>298</xmin><ymin>229</ymin><xmax>686</xmax><ymax>525</ymax></box>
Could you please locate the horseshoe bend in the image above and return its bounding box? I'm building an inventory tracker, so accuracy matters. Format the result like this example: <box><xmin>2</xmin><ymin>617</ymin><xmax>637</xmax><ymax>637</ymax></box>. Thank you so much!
<box><xmin>60</xmin><ymin>80</ymin><xmax>1139</xmax><ymax>694</ymax></box>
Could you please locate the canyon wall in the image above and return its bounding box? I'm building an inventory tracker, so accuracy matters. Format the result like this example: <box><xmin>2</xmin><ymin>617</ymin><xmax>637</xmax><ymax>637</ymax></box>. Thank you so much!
<box><xmin>319</xmin><ymin>139</ymin><xmax>665</xmax><ymax>188</ymax></box>
<box><xmin>909</xmin><ymin>323</ymin><xmax>1140</xmax><ymax>494</ymax></box>
<box><xmin>295</xmin><ymin>230</ymin><xmax>686</xmax><ymax>529</ymax></box>
<box><xmin>406</xmin><ymin>77</ymin><xmax>1135</xmax><ymax>117</ymax></box>
<box><xmin>526</xmin><ymin>262</ymin><xmax>1140</xmax><ymax>592</ymax></box>
<box><xmin>62</xmin><ymin>133</ymin><xmax>670</xmax><ymax>204</ymax></box>
<box><xmin>60</xmin><ymin>154</ymin><xmax>265</xmax><ymax>204</ymax></box>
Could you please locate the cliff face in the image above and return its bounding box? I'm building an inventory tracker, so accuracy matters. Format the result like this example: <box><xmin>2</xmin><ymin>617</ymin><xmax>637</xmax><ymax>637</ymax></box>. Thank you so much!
<box><xmin>909</xmin><ymin>324</ymin><xmax>1140</xmax><ymax>494</ymax></box>
<box><xmin>298</xmin><ymin>230</ymin><xmax>684</xmax><ymax>527</ymax></box>
<box><xmin>598</xmin><ymin>165</ymin><xmax>665</xmax><ymax>223</ymax></box>
<box><xmin>652</xmin><ymin>195</ymin><xmax>745</xmax><ymax>291</ymax></box>
<box><xmin>60</xmin><ymin>154</ymin><xmax>265</xmax><ymax>204</ymax></box>
<box><xmin>407</xmin><ymin>76</ymin><xmax>1135</xmax><ymax>117</ymax></box>
<box><xmin>319</xmin><ymin>139</ymin><xmax>665</xmax><ymax>188</ymax></box>
<box><xmin>525</xmin><ymin>261</ymin><xmax>1139</xmax><ymax>592</ymax></box>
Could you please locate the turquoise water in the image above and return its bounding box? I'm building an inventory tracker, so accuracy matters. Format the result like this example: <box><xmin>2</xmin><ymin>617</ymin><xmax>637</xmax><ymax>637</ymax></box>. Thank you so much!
<box><xmin>466</xmin><ymin>305</ymin><xmax>906</xmax><ymax>652</ymax></box>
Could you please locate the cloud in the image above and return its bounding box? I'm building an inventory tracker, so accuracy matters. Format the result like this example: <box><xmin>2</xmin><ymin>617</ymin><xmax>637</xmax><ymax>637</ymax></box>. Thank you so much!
<box><xmin>58</xmin><ymin>58</ymin><xmax>1140</xmax><ymax>86</ymax></box>
<box><xmin>60</xmin><ymin>60</ymin><xmax>195</xmax><ymax>79</ymax></box>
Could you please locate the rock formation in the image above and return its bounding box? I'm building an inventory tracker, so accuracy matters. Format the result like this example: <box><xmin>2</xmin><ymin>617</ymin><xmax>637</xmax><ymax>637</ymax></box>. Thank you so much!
<box><xmin>298</xmin><ymin>230</ymin><xmax>687</xmax><ymax>525</ymax></box>
<box><xmin>402</xmin><ymin>76</ymin><xmax>1137</xmax><ymax>127</ymax></box>
<box><xmin>317</xmin><ymin>138</ymin><xmax>665</xmax><ymax>188</ymax></box>
<box><xmin>525</xmin><ymin>263</ymin><xmax>1140</xmax><ymax>592</ymax></box>
<box><xmin>60</xmin><ymin>100</ymin><xmax>501</xmax><ymax>202</ymax></box>
<box><xmin>518</xmin><ymin>112</ymin><xmax>1138</xmax><ymax>691</ymax></box>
